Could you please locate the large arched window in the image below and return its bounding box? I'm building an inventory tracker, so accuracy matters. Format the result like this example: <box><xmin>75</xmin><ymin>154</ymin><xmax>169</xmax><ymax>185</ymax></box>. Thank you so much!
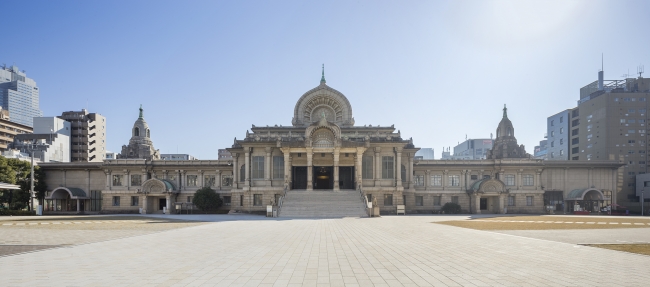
<box><xmin>147</xmin><ymin>129</ymin><xmax>150</xmax><ymax>138</ymax></box>
<box><xmin>134</xmin><ymin>127</ymin><xmax>140</xmax><ymax>137</ymax></box>
<box><xmin>312</xmin><ymin>128</ymin><xmax>334</xmax><ymax>148</ymax></box>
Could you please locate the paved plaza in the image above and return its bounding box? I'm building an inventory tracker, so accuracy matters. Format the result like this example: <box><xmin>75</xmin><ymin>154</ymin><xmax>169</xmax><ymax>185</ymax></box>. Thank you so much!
<box><xmin>1</xmin><ymin>214</ymin><xmax>650</xmax><ymax>286</ymax></box>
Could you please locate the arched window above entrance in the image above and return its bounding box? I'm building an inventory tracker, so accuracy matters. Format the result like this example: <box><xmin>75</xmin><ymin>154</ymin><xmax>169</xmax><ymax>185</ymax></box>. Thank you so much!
<box><xmin>312</xmin><ymin>128</ymin><xmax>334</xmax><ymax>148</ymax></box>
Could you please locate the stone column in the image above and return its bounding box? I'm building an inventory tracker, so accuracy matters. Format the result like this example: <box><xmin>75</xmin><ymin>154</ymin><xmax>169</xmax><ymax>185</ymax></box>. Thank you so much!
<box><xmin>306</xmin><ymin>148</ymin><xmax>313</xmax><ymax>190</ymax></box>
<box><xmin>395</xmin><ymin>147</ymin><xmax>402</xmax><ymax>188</ymax></box>
<box><xmin>244</xmin><ymin>148</ymin><xmax>251</xmax><ymax>187</ymax></box>
<box><xmin>442</xmin><ymin>170</ymin><xmax>448</xmax><ymax>191</ymax></box>
<box><xmin>356</xmin><ymin>148</ymin><xmax>364</xmax><ymax>189</ymax></box>
<box><xmin>472</xmin><ymin>194</ymin><xmax>481</xmax><ymax>214</ymax></box>
<box><xmin>141</xmin><ymin>195</ymin><xmax>148</xmax><ymax>214</ymax></box>
<box><xmin>333</xmin><ymin>148</ymin><xmax>340</xmax><ymax>191</ymax></box>
<box><xmin>460</xmin><ymin>170</ymin><xmax>466</xmax><ymax>191</ymax></box>
<box><xmin>374</xmin><ymin>147</ymin><xmax>381</xmax><ymax>186</ymax></box>
<box><xmin>105</xmin><ymin>169</ymin><xmax>111</xmax><ymax>190</ymax></box>
<box><xmin>165</xmin><ymin>194</ymin><xmax>171</xmax><ymax>214</ymax></box>
<box><xmin>76</xmin><ymin>199</ymin><xmax>80</xmax><ymax>213</ymax></box>
<box><xmin>498</xmin><ymin>194</ymin><xmax>506</xmax><ymax>214</ymax></box>
<box><xmin>408</xmin><ymin>154</ymin><xmax>413</xmax><ymax>190</ymax></box>
<box><xmin>162</xmin><ymin>170</ymin><xmax>168</xmax><ymax>180</ymax></box>
<box><xmin>233</xmin><ymin>153</ymin><xmax>239</xmax><ymax>189</ymax></box>
<box><xmin>517</xmin><ymin>170</ymin><xmax>522</xmax><ymax>189</ymax></box>
<box><xmin>216</xmin><ymin>170</ymin><xmax>222</xmax><ymax>190</ymax></box>
<box><xmin>265</xmin><ymin>147</ymin><xmax>272</xmax><ymax>181</ymax></box>
<box><xmin>198</xmin><ymin>170</ymin><xmax>204</xmax><ymax>187</ymax></box>
<box><xmin>424</xmin><ymin>170</ymin><xmax>430</xmax><ymax>190</ymax></box>
<box><xmin>283</xmin><ymin>149</ymin><xmax>291</xmax><ymax>189</ymax></box>
<box><xmin>180</xmin><ymin>170</ymin><xmax>186</xmax><ymax>191</ymax></box>
<box><xmin>124</xmin><ymin>169</ymin><xmax>130</xmax><ymax>191</ymax></box>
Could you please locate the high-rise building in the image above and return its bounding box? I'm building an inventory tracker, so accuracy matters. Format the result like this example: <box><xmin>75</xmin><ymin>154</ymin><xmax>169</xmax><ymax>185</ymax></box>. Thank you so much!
<box><xmin>546</xmin><ymin>109</ymin><xmax>572</xmax><ymax>160</ymax></box>
<box><xmin>161</xmin><ymin>154</ymin><xmax>197</xmax><ymax>160</ymax></box>
<box><xmin>440</xmin><ymin>139</ymin><xmax>493</xmax><ymax>160</ymax></box>
<box><xmin>414</xmin><ymin>148</ymin><xmax>434</xmax><ymax>160</ymax></box>
<box><xmin>59</xmin><ymin>109</ymin><xmax>107</xmax><ymax>162</ymax></box>
<box><xmin>548</xmin><ymin>67</ymin><xmax>649</xmax><ymax>208</ymax></box>
<box><xmin>0</xmin><ymin>107</ymin><xmax>33</xmax><ymax>152</ymax></box>
<box><xmin>11</xmin><ymin>117</ymin><xmax>70</xmax><ymax>162</ymax></box>
<box><xmin>0</xmin><ymin>65</ymin><xmax>42</xmax><ymax>127</ymax></box>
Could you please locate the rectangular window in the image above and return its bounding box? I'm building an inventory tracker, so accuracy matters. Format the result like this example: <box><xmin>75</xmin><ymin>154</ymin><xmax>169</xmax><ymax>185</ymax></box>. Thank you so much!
<box><xmin>431</xmin><ymin>175</ymin><xmax>442</xmax><ymax>186</ymax></box>
<box><xmin>187</xmin><ymin>175</ymin><xmax>198</xmax><ymax>187</ymax></box>
<box><xmin>112</xmin><ymin>196</ymin><xmax>120</xmax><ymax>206</ymax></box>
<box><xmin>505</xmin><ymin>174</ymin><xmax>515</xmax><ymax>186</ymax></box>
<box><xmin>640</xmin><ymin>109</ymin><xmax>647</xmax><ymax>113</ymax></box>
<box><xmin>508</xmin><ymin>196</ymin><xmax>515</xmax><ymax>206</ymax></box>
<box><xmin>448</xmin><ymin>175</ymin><xmax>459</xmax><ymax>186</ymax></box>
<box><xmin>130</xmin><ymin>174</ymin><xmax>142</xmax><ymax>186</ymax></box>
<box><xmin>223</xmin><ymin>196</ymin><xmax>231</xmax><ymax>206</ymax></box>
<box><xmin>252</xmin><ymin>156</ymin><xmax>264</xmax><ymax>179</ymax></box>
<box><xmin>572</xmin><ymin>128</ymin><xmax>579</xmax><ymax>136</ymax></box>
<box><xmin>433</xmin><ymin>196</ymin><xmax>441</xmax><ymax>206</ymax></box>
<box><xmin>451</xmin><ymin>196</ymin><xmax>459</xmax><ymax>204</ymax></box>
<box><xmin>572</xmin><ymin>138</ymin><xmax>579</xmax><ymax>145</ymax></box>
<box><xmin>222</xmin><ymin>175</ymin><xmax>233</xmax><ymax>187</ymax></box>
<box><xmin>131</xmin><ymin>196</ymin><xmax>139</xmax><ymax>206</ymax></box>
<box><xmin>362</xmin><ymin>156</ymin><xmax>373</xmax><ymax>179</ymax></box>
<box><xmin>415</xmin><ymin>196</ymin><xmax>423</xmax><ymax>206</ymax></box>
<box><xmin>272</xmin><ymin>156</ymin><xmax>284</xmax><ymax>179</ymax></box>
<box><xmin>559</xmin><ymin>116</ymin><xmax>563</xmax><ymax>123</ymax></box>
<box><xmin>384</xmin><ymin>194</ymin><xmax>393</xmax><ymax>206</ymax></box>
<box><xmin>382</xmin><ymin>156</ymin><xmax>394</xmax><ymax>179</ymax></box>
<box><xmin>629</xmin><ymin>109</ymin><xmax>635</xmax><ymax>113</ymax></box>
<box><xmin>470</xmin><ymin>174</ymin><xmax>478</xmax><ymax>180</ymax></box>
<box><xmin>523</xmin><ymin>175</ymin><xmax>534</xmax><ymax>186</ymax></box>
<box><xmin>253</xmin><ymin>194</ymin><xmax>263</xmax><ymax>206</ymax></box>
<box><xmin>112</xmin><ymin>175</ymin><xmax>123</xmax><ymax>186</ymax></box>
<box><xmin>204</xmin><ymin>175</ymin><xmax>216</xmax><ymax>187</ymax></box>
<box><xmin>414</xmin><ymin>175</ymin><xmax>424</xmax><ymax>186</ymax></box>
<box><xmin>240</xmin><ymin>195</ymin><xmax>244</xmax><ymax>206</ymax></box>
<box><xmin>526</xmin><ymin>196</ymin><xmax>533</xmax><ymax>206</ymax></box>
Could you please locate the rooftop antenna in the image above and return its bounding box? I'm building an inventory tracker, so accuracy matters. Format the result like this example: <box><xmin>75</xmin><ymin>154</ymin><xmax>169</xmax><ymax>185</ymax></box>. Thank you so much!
<box><xmin>638</xmin><ymin>65</ymin><xmax>644</xmax><ymax>78</ymax></box>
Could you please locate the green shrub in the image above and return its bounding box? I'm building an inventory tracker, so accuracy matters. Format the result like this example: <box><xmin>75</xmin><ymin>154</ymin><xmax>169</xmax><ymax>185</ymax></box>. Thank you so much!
<box><xmin>0</xmin><ymin>209</ymin><xmax>35</xmax><ymax>216</ymax></box>
<box><xmin>441</xmin><ymin>202</ymin><xmax>462</xmax><ymax>214</ymax></box>
<box><xmin>192</xmin><ymin>187</ymin><xmax>223</xmax><ymax>211</ymax></box>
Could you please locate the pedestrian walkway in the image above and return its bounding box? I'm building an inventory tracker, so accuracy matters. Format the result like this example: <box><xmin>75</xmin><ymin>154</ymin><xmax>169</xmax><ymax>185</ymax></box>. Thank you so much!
<box><xmin>0</xmin><ymin>215</ymin><xmax>648</xmax><ymax>286</ymax></box>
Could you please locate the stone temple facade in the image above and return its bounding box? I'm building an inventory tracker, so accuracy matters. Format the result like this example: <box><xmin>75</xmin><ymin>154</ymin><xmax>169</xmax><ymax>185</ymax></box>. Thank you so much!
<box><xmin>38</xmin><ymin>71</ymin><xmax>625</xmax><ymax>216</ymax></box>
<box><xmin>119</xmin><ymin>105</ymin><xmax>160</xmax><ymax>160</ymax></box>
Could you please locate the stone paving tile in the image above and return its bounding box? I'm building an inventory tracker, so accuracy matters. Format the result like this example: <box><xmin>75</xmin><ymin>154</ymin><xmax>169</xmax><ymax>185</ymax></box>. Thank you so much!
<box><xmin>0</xmin><ymin>215</ymin><xmax>649</xmax><ymax>286</ymax></box>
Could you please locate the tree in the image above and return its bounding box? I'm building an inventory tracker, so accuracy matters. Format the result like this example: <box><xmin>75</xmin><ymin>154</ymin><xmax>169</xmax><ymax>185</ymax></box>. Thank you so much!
<box><xmin>0</xmin><ymin>156</ymin><xmax>44</xmax><ymax>210</ymax></box>
<box><xmin>192</xmin><ymin>187</ymin><xmax>223</xmax><ymax>211</ymax></box>
<box><xmin>441</xmin><ymin>202</ymin><xmax>462</xmax><ymax>214</ymax></box>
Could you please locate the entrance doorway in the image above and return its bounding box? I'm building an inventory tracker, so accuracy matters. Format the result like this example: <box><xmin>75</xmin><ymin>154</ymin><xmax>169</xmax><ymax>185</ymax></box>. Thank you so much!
<box><xmin>292</xmin><ymin>167</ymin><xmax>307</xmax><ymax>189</ymax></box>
<box><xmin>159</xmin><ymin>198</ymin><xmax>166</xmax><ymax>210</ymax></box>
<box><xmin>480</xmin><ymin>198</ymin><xmax>487</xmax><ymax>210</ymax></box>
<box><xmin>313</xmin><ymin>166</ymin><xmax>333</xmax><ymax>189</ymax></box>
<box><xmin>339</xmin><ymin>166</ymin><xmax>355</xmax><ymax>189</ymax></box>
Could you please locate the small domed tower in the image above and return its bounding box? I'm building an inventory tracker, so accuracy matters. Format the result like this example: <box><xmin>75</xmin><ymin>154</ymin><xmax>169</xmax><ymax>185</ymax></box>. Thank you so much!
<box><xmin>486</xmin><ymin>105</ymin><xmax>529</xmax><ymax>159</ymax></box>
<box><xmin>119</xmin><ymin>105</ymin><xmax>160</xmax><ymax>160</ymax></box>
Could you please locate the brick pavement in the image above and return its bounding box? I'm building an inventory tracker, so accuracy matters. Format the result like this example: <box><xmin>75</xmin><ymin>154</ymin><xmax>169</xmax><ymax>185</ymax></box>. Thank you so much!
<box><xmin>0</xmin><ymin>215</ymin><xmax>649</xmax><ymax>286</ymax></box>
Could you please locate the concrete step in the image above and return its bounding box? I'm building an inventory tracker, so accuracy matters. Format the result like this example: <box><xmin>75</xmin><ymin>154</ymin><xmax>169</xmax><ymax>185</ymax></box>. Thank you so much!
<box><xmin>279</xmin><ymin>190</ymin><xmax>367</xmax><ymax>218</ymax></box>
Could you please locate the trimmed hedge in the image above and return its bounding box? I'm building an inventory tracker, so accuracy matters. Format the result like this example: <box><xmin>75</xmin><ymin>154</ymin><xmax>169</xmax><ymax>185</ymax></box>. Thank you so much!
<box><xmin>441</xmin><ymin>202</ymin><xmax>462</xmax><ymax>214</ymax></box>
<box><xmin>0</xmin><ymin>210</ymin><xmax>36</xmax><ymax>216</ymax></box>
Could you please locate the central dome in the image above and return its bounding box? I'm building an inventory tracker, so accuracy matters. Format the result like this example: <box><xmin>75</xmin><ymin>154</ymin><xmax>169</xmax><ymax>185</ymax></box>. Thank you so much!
<box><xmin>292</xmin><ymin>71</ymin><xmax>354</xmax><ymax>127</ymax></box>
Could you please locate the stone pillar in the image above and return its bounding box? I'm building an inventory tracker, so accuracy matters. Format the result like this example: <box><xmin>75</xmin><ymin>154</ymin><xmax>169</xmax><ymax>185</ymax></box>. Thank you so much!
<box><xmin>216</xmin><ymin>170</ymin><xmax>222</xmax><ymax>190</ymax></box>
<box><xmin>333</xmin><ymin>148</ymin><xmax>340</xmax><ymax>191</ymax></box>
<box><xmin>142</xmin><ymin>195</ymin><xmax>148</xmax><ymax>214</ymax></box>
<box><xmin>424</xmin><ymin>170</ymin><xmax>430</xmax><ymax>190</ymax></box>
<box><xmin>306</xmin><ymin>148</ymin><xmax>313</xmax><ymax>190</ymax></box>
<box><xmin>180</xmin><ymin>170</ymin><xmax>186</xmax><ymax>191</ymax></box>
<box><xmin>104</xmin><ymin>169</ymin><xmax>111</xmax><ymax>190</ymax></box>
<box><xmin>356</xmin><ymin>148</ymin><xmax>364</xmax><ymax>189</ymax></box>
<box><xmin>124</xmin><ymin>169</ymin><xmax>130</xmax><ymax>191</ymax></box>
<box><xmin>233</xmin><ymin>154</ymin><xmax>239</xmax><ymax>189</ymax></box>
<box><xmin>244</xmin><ymin>148</ymin><xmax>251</xmax><ymax>187</ymax></box>
<box><xmin>162</xmin><ymin>170</ymin><xmax>168</xmax><ymax>180</ymax></box>
<box><xmin>395</xmin><ymin>147</ymin><xmax>402</xmax><ymax>188</ymax></box>
<box><xmin>498</xmin><ymin>194</ymin><xmax>506</xmax><ymax>214</ymax></box>
<box><xmin>408</xmin><ymin>155</ymin><xmax>413</xmax><ymax>190</ymax></box>
<box><xmin>460</xmin><ymin>170</ymin><xmax>466</xmax><ymax>191</ymax></box>
<box><xmin>76</xmin><ymin>199</ymin><xmax>80</xmax><ymax>213</ymax></box>
<box><xmin>374</xmin><ymin>147</ymin><xmax>381</xmax><ymax>186</ymax></box>
<box><xmin>442</xmin><ymin>170</ymin><xmax>448</xmax><ymax>191</ymax></box>
<box><xmin>283</xmin><ymin>149</ymin><xmax>291</xmax><ymax>189</ymax></box>
<box><xmin>517</xmin><ymin>170</ymin><xmax>522</xmax><ymax>189</ymax></box>
<box><xmin>198</xmin><ymin>170</ymin><xmax>204</xmax><ymax>187</ymax></box>
<box><xmin>472</xmin><ymin>194</ymin><xmax>481</xmax><ymax>214</ymax></box>
<box><xmin>166</xmin><ymin>194</ymin><xmax>171</xmax><ymax>214</ymax></box>
<box><xmin>265</xmin><ymin>147</ymin><xmax>272</xmax><ymax>181</ymax></box>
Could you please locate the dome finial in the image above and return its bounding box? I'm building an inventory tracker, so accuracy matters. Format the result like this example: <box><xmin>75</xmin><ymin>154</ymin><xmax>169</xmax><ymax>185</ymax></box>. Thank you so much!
<box><xmin>320</xmin><ymin>64</ymin><xmax>326</xmax><ymax>84</ymax></box>
<box><xmin>503</xmin><ymin>104</ymin><xmax>507</xmax><ymax>118</ymax></box>
<box><xmin>139</xmin><ymin>104</ymin><xmax>143</xmax><ymax>119</ymax></box>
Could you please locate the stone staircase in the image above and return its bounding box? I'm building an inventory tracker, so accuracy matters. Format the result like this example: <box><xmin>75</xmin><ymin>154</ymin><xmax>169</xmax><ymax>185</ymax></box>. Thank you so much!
<box><xmin>279</xmin><ymin>190</ymin><xmax>368</xmax><ymax>218</ymax></box>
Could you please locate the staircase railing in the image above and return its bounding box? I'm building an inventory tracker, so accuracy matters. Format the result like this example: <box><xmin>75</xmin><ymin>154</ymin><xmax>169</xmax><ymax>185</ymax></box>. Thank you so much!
<box><xmin>358</xmin><ymin>185</ymin><xmax>370</xmax><ymax>217</ymax></box>
<box><xmin>277</xmin><ymin>186</ymin><xmax>288</xmax><ymax>217</ymax></box>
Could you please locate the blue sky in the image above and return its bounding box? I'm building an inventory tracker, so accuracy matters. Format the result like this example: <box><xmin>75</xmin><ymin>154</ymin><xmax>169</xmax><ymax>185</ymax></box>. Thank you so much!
<box><xmin>2</xmin><ymin>0</ymin><xmax>649</xmax><ymax>159</ymax></box>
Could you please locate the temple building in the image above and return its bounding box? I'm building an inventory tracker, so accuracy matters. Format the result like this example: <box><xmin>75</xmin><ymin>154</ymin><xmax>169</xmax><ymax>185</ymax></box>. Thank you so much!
<box><xmin>38</xmin><ymin>69</ymin><xmax>624</xmax><ymax>216</ymax></box>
